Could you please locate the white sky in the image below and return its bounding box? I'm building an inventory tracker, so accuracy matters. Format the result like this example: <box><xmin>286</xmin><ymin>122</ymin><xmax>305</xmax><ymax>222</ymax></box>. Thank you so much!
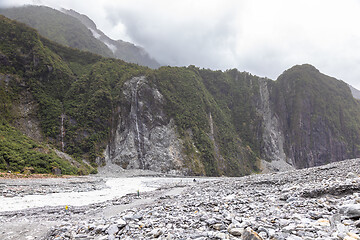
<box><xmin>1</xmin><ymin>0</ymin><xmax>360</xmax><ymax>89</ymax></box>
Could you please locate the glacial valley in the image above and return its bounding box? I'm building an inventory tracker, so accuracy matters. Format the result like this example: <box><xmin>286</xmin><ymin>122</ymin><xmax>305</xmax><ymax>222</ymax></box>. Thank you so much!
<box><xmin>1</xmin><ymin>159</ymin><xmax>360</xmax><ymax>239</ymax></box>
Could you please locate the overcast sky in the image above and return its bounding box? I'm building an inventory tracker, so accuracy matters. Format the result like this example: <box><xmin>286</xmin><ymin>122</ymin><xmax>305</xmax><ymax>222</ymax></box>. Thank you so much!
<box><xmin>1</xmin><ymin>0</ymin><xmax>360</xmax><ymax>89</ymax></box>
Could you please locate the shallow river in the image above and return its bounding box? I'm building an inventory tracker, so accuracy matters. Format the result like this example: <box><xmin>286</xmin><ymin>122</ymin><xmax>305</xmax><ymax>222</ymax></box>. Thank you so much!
<box><xmin>0</xmin><ymin>177</ymin><xmax>194</xmax><ymax>212</ymax></box>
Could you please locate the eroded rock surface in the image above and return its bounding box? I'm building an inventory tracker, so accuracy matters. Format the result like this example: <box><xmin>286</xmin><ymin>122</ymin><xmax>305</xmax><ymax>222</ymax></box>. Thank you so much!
<box><xmin>1</xmin><ymin>158</ymin><xmax>360</xmax><ymax>239</ymax></box>
<box><xmin>104</xmin><ymin>76</ymin><xmax>184</xmax><ymax>173</ymax></box>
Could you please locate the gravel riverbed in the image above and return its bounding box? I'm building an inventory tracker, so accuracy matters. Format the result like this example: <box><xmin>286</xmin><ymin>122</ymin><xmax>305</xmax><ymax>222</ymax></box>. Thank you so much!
<box><xmin>2</xmin><ymin>159</ymin><xmax>360</xmax><ymax>239</ymax></box>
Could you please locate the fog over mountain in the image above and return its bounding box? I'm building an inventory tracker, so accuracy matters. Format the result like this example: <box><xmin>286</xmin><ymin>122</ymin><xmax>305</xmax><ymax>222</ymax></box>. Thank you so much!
<box><xmin>1</xmin><ymin>0</ymin><xmax>360</xmax><ymax>89</ymax></box>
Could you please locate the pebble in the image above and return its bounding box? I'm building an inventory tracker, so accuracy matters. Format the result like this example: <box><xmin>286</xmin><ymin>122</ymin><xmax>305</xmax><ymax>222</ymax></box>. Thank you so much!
<box><xmin>116</xmin><ymin>218</ymin><xmax>126</xmax><ymax>228</ymax></box>
<box><xmin>339</xmin><ymin>204</ymin><xmax>360</xmax><ymax>219</ymax></box>
<box><xmin>228</xmin><ymin>227</ymin><xmax>243</xmax><ymax>236</ymax></box>
<box><xmin>2</xmin><ymin>158</ymin><xmax>360</xmax><ymax>240</ymax></box>
<box><xmin>106</xmin><ymin>224</ymin><xmax>118</xmax><ymax>235</ymax></box>
<box><xmin>0</xmin><ymin>177</ymin><xmax>106</xmax><ymax>197</ymax></box>
<box><xmin>149</xmin><ymin>228</ymin><xmax>163</xmax><ymax>238</ymax></box>
<box><xmin>242</xmin><ymin>227</ymin><xmax>263</xmax><ymax>240</ymax></box>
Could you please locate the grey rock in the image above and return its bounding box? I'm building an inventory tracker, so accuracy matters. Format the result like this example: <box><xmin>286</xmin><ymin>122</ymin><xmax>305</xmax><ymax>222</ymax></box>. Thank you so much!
<box><xmin>258</xmin><ymin>231</ymin><xmax>267</xmax><ymax>239</ymax></box>
<box><xmin>122</xmin><ymin>214</ymin><xmax>134</xmax><ymax>221</ymax></box>
<box><xmin>95</xmin><ymin>236</ymin><xmax>107</xmax><ymax>240</ymax></box>
<box><xmin>257</xmin><ymin>227</ymin><xmax>269</xmax><ymax>239</ymax></box>
<box><xmin>339</xmin><ymin>204</ymin><xmax>360</xmax><ymax>218</ymax></box>
<box><xmin>286</xmin><ymin>235</ymin><xmax>302</xmax><ymax>240</ymax></box>
<box><xmin>309</xmin><ymin>211</ymin><xmax>323</xmax><ymax>220</ymax></box>
<box><xmin>213</xmin><ymin>223</ymin><xmax>225</xmax><ymax>230</ymax></box>
<box><xmin>106</xmin><ymin>224</ymin><xmax>118</xmax><ymax>235</ymax></box>
<box><xmin>214</xmin><ymin>232</ymin><xmax>228</xmax><ymax>239</ymax></box>
<box><xmin>149</xmin><ymin>228</ymin><xmax>163</xmax><ymax>238</ymax></box>
<box><xmin>242</xmin><ymin>227</ymin><xmax>263</xmax><ymax>240</ymax></box>
<box><xmin>346</xmin><ymin>172</ymin><xmax>358</xmax><ymax>178</ymax></box>
<box><xmin>228</xmin><ymin>227</ymin><xmax>243</xmax><ymax>236</ymax></box>
<box><xmin>103</xmin><ymin>76</ymin><xmax>184</xmax><ymax>173</ymax></box>
<box><xmin>4</xmin><ymin>158</ymin><xmax>360</xmax><ymax>240</ymax></box>
<box><xmin>354</xmin><ymin>219</ymin><xmax>360</xmax><ymax>228</ymax></box>
<box><xmin>74</xmin><ymin>234</ymin><xmax>88</xmax><ymax>239</ymax></box>
<box><xmin>205</xmin><ymin>218</ymin><xmax>218</xmax><ymax>225</ymax></box>
<box><xmin>257</xmin><ymin>78</ymin><xmax>291</xmax><ymax>172</ymax></box>
<box><xmin>278</xmin><ymin>218</ymin><xmax>291</xmax><ymax>227</ymax></box>
<box><xmin>94</xmin><ymin>224</ymin><xmax>108</xmax><ymax>234</ymax></box>
<box><xmin>116</xmin><ymin>219</ymin><xmax>126</xmax><ymax>228</ymax></box>
<box><xmin>132</xmin><ymin>213</ymin><xmax>143</xmax><ymax>220</ymax></box>
<box><xmin>286</xmin><ymin>196</ymin><xmax>299</xmax><ymax>202</ymax></box>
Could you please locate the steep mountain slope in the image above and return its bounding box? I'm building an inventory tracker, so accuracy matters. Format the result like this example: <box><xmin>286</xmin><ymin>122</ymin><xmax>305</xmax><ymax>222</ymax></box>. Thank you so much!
<box><xmin>272</xmin><ymin>64</ymin><xmax>360</xmax><ymax>168</ymax></box>
<box><xmin>0</xmin><ymin>16</ymin><xmax>96</xmax><ymax>174</ymax></box>
<box><xmin>0</xmin><ymin>5</ymin><xmax>113</xmax><ymax>58</ymax></box>
<box><xmin>0</xmin><ymin>5</ymin><xmax>160</xmax><ymax>68</ymax></box>
<box><xmin>1</xmin><ymin>15</ymin><xmax>360</xmax><ymax>176</ymax></box>
<box><xmin>62</xmin><ymin>9</ymin><xmax>160</xmax><ymax>69</ymax></box>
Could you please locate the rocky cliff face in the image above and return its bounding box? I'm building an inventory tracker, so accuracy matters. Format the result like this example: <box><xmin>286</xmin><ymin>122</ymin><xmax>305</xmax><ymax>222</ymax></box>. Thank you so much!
<box><xmin>257</xmin><ymin>78</ymin><xmax>294</xmax><ymax>172</ymax></box>
<box><xmin>0</xmin><ymin>73</ymin><xmax>43</xmax><ymax>142</ymax></box>
<box><xmin>92</xmin><ymin>66</ymin><xmax>360</xmax><ymax>174</ymax></box>
<box><xmin>271</xmin><ymin>65</ymin><xmax>360</xmax><ymax>168</ymax></box>
<box><xmin>104</xmin><ymin>76</ymin><xmax>184</xmax><ymax>173</ymax></box>
<box><xmin>2</xmin><ymin>14</ymin><xmax>360</xmax><ymax>176</ymax></box>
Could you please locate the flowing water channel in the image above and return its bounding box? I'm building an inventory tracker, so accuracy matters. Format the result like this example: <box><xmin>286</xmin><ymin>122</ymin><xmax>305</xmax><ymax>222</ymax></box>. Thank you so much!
<box><xmin>0</xmin><ymin>177</ymin><xmax>195</xmax><ymax>212</ymax></box>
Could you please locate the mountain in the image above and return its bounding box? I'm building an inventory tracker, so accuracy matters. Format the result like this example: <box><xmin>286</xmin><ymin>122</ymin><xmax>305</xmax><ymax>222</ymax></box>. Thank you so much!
<box><xmin>0</xmin><ymin>5</ymin><xmax>160</xmax><ymax>68</ymax></box>
<box><xmin>272</xmin><ymin>64</ymin><xmax>360</xmax><ymax>168</ymax></box>
<box><xmin>0</xmin><ymin>5</ymin><xmax>113</xmax><ymax>58</ymax></box>
<box><xmin>0</xmin><ymin>16</ymin><xmax>97</xmax><ymax>175</ymax></box>
<box><xmin>1</xmin><ymin>15</ymin><xmax>360</xmax><ymax>176</ymax></box>
<box><xmin>62</xmin><ymin>9</ymin><xmax>160</xmax><ymax>69</ymax></box>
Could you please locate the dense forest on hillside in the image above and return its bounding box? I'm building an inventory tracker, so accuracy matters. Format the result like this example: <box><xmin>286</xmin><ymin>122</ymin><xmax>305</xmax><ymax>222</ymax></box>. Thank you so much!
<box><xmin>0</xmin><ymin>15</ymin><xmax>261</xmax><ymax>176</ymax></box>
<box><xmin>1</xmin><ymin>15</ymin><xmax>360</xmax><ymax>176</ymax></box>
<box><xmin>272</xmin><ymin>65</ymin><xmax>360</xmax><ymax>168</ymax></box>
<box><xmin>0</xmin><ymin>6</ymin><xmax>113</xmax><ymax>58</ymax></box>
<box><xmin>0</xmin><ymin>5</ymin><xmax>160</xmax><ymax>68</ymax></box>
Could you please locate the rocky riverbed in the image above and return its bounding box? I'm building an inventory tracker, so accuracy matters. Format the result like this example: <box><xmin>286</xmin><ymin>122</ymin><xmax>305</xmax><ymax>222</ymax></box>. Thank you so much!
<box><xmin>2</xmin><ymin>159</ymin><xmax>360</xmax><ymax>239</ymax></box>
<box><xmin>0</xmin><ymin>176</ymin><xmax>106</xmax><ymax>198</ymax></box>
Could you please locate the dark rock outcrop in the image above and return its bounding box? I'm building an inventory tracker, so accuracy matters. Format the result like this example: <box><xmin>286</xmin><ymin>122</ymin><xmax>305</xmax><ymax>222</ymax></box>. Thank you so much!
<box><xmin>271</xmin><ymin>64</ymin><xmax>360</xmax><ymax>168</ymax></box>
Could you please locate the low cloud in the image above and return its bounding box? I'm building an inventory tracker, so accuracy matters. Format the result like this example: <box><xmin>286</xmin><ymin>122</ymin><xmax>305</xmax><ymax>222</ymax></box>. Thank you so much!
<box><xmin>2</xmin><ymin>0</ymin><xmax>360</xmax><ymax>89</ymax></box>
<box><xmin>103</xmin><ymin>0</ymin><xmax>241</xmax><ymax>69</ymax></box>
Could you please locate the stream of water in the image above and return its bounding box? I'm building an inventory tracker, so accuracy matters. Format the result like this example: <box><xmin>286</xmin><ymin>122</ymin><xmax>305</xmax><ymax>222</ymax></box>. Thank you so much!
<box><xmin>0</xmin><ymin>177</ymin><xmax>194</xmax><ymax>212</ymax></box>
<box><xmin>134</xmin><ymin>80</ymin><xmax>143</xmax><ymax>161</ymax></box>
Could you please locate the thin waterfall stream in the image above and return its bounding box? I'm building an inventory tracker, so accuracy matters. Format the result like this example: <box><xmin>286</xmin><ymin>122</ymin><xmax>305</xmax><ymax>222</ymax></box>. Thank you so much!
<box><xmin>60</xmin><ymin>113</ymin><xmax>65</xmax><ymax>152</ymax></box>
<box><xmin>132</xmin><ymin>78</ymin><xmax>144</xmax><ymax>168</ymax></box>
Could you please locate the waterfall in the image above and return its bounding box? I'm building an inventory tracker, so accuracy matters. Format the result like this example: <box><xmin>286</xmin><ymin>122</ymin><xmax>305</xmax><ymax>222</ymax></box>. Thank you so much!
<box><xmin>209</xmin><ymin>112</ymin><xmax>214</xmax><ymax>137</ymax></box>
<box><xmin>134</xmin><ymin>80</ymin><xmax>142</xmax><ymax>158</ymax></box>
<box><xmin>131</xmin><ymin>77</ymin><xmax>144</xmax><ymax>168</ymax></box>
<box><xmin>60</xmin><ymin>114</ymin><xmax>65</xmax><ymax>152</ymax></box>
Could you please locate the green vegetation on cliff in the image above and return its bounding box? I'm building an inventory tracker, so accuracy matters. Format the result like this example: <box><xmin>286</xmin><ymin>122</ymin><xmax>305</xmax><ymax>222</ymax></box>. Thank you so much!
<box><xmin>0</xmin><ymin>123</ymin><xmax>78</xmax><ymax>174</ymax></box>
<box><xmin>0</xmin><ymin>15</ymin><xmax>142</xmax><ymax>173</ymax></box>
<box><xmin>0</xmin><ymin>5</ymin><xmax>113</xmax><ymax>58</ymax></box>
<box><xmin>273</xmin><ymin>64</ymin><xmax>360</xmax><ymax>168</ymax></box>
<box><xmin>0</xmin><ymin>14</ymin><xmax>262</xmax><ymax>176</ymax></box>
<box><xmin>63</xmin><ymin>59</ymin><xmax>147</xmax><ymax>161</ymax></box>
<box><xmin>153</xmin><ymin>67</ymin><xmax>261</xmax><ymax>176</ymax></box>
<box><xmin>1</xmin><ymin>15</ymin><xmax>360</xmax><ymax>176</ymax></box>
<box><xmin>0</xmin><ymin>5</ymin><xmax>160</xmax><ymax>69</ymax></box>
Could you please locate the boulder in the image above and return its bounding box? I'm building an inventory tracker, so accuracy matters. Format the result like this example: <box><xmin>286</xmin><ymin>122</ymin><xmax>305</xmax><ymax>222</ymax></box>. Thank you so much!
<box><xmin>339</xmin><ymin>204</ymin><xmax>360</xmax><ymax>219</ymax></box>
<box><xmin>242</xmin><ymin>227</ymin><xmax>263</xmax><ymax>240</ymax></box>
